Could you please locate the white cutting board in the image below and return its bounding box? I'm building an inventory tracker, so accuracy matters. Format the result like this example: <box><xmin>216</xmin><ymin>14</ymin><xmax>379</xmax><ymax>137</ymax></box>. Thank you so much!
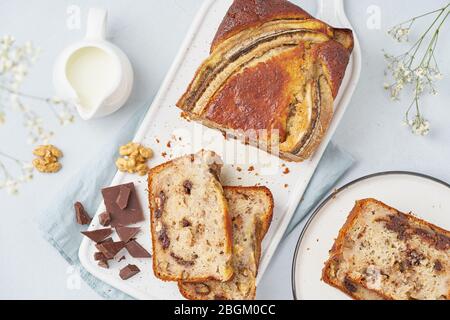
<box><xmin>79</xmin><ymin>0</ymin><xmax>361</xmax><ymax>299</ymax></box>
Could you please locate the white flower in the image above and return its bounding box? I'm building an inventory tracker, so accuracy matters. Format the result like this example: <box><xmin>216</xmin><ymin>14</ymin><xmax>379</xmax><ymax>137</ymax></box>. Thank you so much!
<box><xmin>1</xmin><ymin>35</ymin><xmax>15</xmax><ymax>48</ymax></box>
<box><xmin>410</xmin><ymin>115</ymin><xmax>430</xmax><ymax>136</ymax></box>
<box><xmin>50</xmin><ymin>96</ymin><xmax>63</xmax><ymax>104</ymax></box>
<box><xmin>414</xmin><ymin>67</ymin><xmax>426</xmax><ymax>79</ymax></box>
<box><xmin>388</xmin><ymin>26</ymin><xmax>410</xmax><ymax>42</ymax></box>
<box><xmin>5</xmin><ymin>179</ymin><xmax>19</xmax><ymax>195</ymax></box>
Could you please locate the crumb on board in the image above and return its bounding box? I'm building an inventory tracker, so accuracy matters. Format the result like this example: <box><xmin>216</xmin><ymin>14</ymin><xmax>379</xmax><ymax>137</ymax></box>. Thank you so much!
<box><xmin>236</xmin><ymin>166</ymin><xmax>242</xmax><ymax>172</ymax></box>
<box><xmin>161</xmin><ymin>152</ymin><xmax>167</xmax><ymax>157</ymax></box>
<box><xmin>248</xmin><ymin>166</ymin><xmax>255</xmax><ymax>172</ymax></box>
<box><xmin>284</xmin><ymin>184</ymin><xmax>289</xmax><ymax>188</ymax></box>
<box><xmin>283</xmin><ymin>167</ymin><xmax>290</xmax><ymax>174</ymax></box>
<box><xmin>167</xmin><ymin>141</ymin><xmax>171</xmax><ymax>148</ymax></box>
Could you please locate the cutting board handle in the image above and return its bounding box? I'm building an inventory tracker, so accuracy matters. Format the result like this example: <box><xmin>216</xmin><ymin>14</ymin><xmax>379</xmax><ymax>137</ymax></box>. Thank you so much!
<box><xmin>317</xmin><ymin>0</ymin><xmax>347</xmax><ymax>26</ymax></box>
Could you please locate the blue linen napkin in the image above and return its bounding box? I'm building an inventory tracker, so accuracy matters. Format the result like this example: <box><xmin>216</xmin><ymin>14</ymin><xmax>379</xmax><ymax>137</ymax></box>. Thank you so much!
<box><xmin>284</xmin><ymin>143</ymin><xmax>354</xmax><ymax>236</ymax></box>
<box><xmin>38</xmin><ymin>104</ymin><xmax>354</xmax><ymax>299</ymax></box>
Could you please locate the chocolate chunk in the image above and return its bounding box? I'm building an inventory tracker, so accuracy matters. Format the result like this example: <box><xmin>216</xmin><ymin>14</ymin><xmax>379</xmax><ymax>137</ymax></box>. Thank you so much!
<box><xmin>81</xmin><ymin>228</ymin><xmax>112</xmax><ymax>243</ymax></box>
<box><xmin>74</xmin><ymin>202</ymin><xmax>91</xmax><ymax>225</ymax></box>
<box><xmin>434</xmin><ymin>260</ymin><xmax>443</xmax><ymax>272</ymax></box>
<box><xmin>98</xmin><ymin>211</ymin><xmax>111</xmax><ymax>226</ymax></box>
<box><xmin>94</xmin><ymin>252</ymin><xmax>107</xmax><ymax>261</ymax></box>
<box><xmin>99</xmin><ymin>237</ymin><xmax>113</xmax><ymax>244</ymax></box>
<box><xmin>343</xmin><ymin>277</ymin><xmax>357</xmax><ymax>293</ymax></box>
<box><xmin>182</xmin><ymin>218</ymin><xmax>191</xmax><ymax>227</ymax></box>
<box><xmin>119</xmin><ymin>264</ymin><xmax>140</xmax><ymax>280</ymax></box>
<box><xmin>98</xmin><ymin>260</ymin><xmax>109</xmax><ymax>269</ymax></box>
<box><xmin>125</xmin><ymin>240</ymin><xmax>151</xmax><ymax>258</ymax></box>
<box><xmin>406</xmin><ymin>249</ymin><xmax>424</xmax><ymax>267</ymax></box>
<box><xmin>158</xmin><ymin>227</ymin><xmax>170</xmax><ymax>249</ymax></box>
<box><xmin>183</xmin><ymin>180</ymin><xmax>192</xmax><ymax>195</ymax></box>
<box><xmin>96</xmin><ymin>241</ymin><xmax>125</xmax><ymax>259</ymax></box>
<box><xmin>102</xmin><ymin>183</ymin><xmax>144</xmax><ymax>227</ymax></box>
<box><xmin>115</xmin><ymin>226</ymin><xmax>140</xmax><ymax>243</ymax></box>
<box><xmin>170</xmin><ymin>252</ymin><xmax>195</xmax><ymax>266</ymax></box>
<box><xmin>116</xmin><ymin>185</ymin><xmax>131</xmax><ymax>210</ymax></box>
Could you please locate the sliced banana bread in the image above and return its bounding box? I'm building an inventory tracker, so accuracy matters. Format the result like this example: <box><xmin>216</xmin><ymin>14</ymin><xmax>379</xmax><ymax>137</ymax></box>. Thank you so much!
<box><xmin>148</xmin><ymin>150</ymin><xmax>233</xmax><ymax>282</ymax></box>
<box><xmin>178</xmin><ymin>186</ymin><xmax>273</xmax><ymax>300</ymax></box>
<box><xmin>322</xmin><ymin>198</ymin><xmax>450</xmax><ymax>300</ymax></box>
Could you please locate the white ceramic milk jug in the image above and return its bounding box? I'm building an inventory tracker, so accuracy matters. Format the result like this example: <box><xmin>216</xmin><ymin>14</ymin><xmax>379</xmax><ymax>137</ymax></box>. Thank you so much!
<box><xmin>53</xmin><ymin>8</ymin><xmax>133</xmax><ymax>120</ymax></box>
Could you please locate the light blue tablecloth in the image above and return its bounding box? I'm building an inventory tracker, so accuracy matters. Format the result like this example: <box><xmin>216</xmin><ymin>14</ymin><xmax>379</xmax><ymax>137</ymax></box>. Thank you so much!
<box><xmin>38</xmin><ymin>104</ymin><xmax>354</xmax><ymax>299</ymax></box>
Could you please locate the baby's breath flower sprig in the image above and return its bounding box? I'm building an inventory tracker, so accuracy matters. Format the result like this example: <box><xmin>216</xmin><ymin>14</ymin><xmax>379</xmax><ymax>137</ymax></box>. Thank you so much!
<box><xmin>0</xmin><ymin>35</ymin><xmax>76</xmax><ymax>135</ymax></box>
<box><xmin>0</xmin><ymin>150</ymin><xmax>34</xmax><ymax>195</ymax></box>
<box><xmin>383</xmin><ymin>3</ymin><xmax>449</xmax><ymax>136</ymax></box>
<box><xmin>0</xmin><ymin>35</ymin><xmax>75</xmax><ymax>194</ymax></box>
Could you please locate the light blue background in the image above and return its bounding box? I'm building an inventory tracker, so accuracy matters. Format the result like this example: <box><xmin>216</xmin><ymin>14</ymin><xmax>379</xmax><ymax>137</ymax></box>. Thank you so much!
<box><xmin>1</xmin><ymin>0</ymin><xmax>449</xmax><ymax>299</ymax></box>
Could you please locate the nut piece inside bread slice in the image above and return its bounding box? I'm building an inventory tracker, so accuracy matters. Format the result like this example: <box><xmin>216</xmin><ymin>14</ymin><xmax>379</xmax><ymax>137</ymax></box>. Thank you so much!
<box><xmin>322</xmin><ymin>198</ymin><xmax>450</xmax><ymax>300</ymax></box>
<box><xmin>148</xmin><ymin>150</ymin><xmax>233</xmax><ymax>282</ymax></box>
<box><xmin>178</xmin><ymin>186</ymin><xmax>274</xmax><ymax>300</ymax></box>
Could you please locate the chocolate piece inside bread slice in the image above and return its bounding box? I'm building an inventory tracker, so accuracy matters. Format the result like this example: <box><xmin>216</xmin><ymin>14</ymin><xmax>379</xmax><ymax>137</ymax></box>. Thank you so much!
<box><xmin>177</xmin><ymin>0</ymin><xmax>353</xmax><ymax>161</ymax></box>
<box><xmin>178</xmin><ymin>186</ymin><xmax>273</xmax><ymax>300</ymax></box>
<box><xmin>322</xmin><ymin>198</ymin><xmax>450</xmax><ymax>300</ymax></box>
<box><xmin>148</xmin><ymin>150</ymin><xmax>233</xmax><ymax>282</ymax></box>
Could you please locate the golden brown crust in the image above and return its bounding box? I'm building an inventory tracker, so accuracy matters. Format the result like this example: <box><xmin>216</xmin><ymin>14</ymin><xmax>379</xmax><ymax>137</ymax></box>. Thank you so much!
<box><xmin>313</xmin><ymin>40</ymin><xmax>351</xmax><ymax>98</ymax></box>
<box><xmin>204</xmin><ymin>44</ymin><xmax>305</xmax><ymax>142</ymax></box>
<box><xmin>148</xmin><ymin>152</ymin><xmax>233</xmax><ymax>282</ymax></box>
<box><xmin>211</xmin><ymin>0</ymin><xmax>314</xmax><ymax>52</ymax></box>
<box><xmin>322</xmin><ymin>198</ymin><xmax>450</xmax><ymax>300</ymax></box>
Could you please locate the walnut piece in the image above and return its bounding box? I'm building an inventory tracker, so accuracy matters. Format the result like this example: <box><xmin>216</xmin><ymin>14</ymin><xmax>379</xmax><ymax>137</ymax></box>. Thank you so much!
<box><xmin>194</xmin><ymin>283</ymin><xmax>211</xmax><ymax>295</ymax></box>
<box><xmin>32</xmin><ymin>144</ymin><xmax>63</xmax><ymax>173</ymax></box>
<box><xmin>116</xmin><ymin>142</ymin><xmax>153</xmax><ymax>176</ymax></box>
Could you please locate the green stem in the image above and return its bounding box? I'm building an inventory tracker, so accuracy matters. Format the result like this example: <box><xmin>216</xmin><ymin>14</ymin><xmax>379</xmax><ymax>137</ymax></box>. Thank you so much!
<box><xmin>0</xmin><ymin>161</ymin><xmax>12</xmax><ymax>180</ymax></box>
<box><xmin>406</xmin><ymin>7</ymin><xmax>447</xmax><ymax>67</ymax></box>
<box><xmin>0</xmin><ymin>85</ymin><xmax>52</xmax><ymax>103</ymax></box>
<box><xmin>0</xmin><ymin>150</ymin><xmax>25</xmax><ymax>163</ymax></box>
<box><xmin>394</xmin><ymin>3</ymin><xmax>449</xmax><ymax>26</ymax></box>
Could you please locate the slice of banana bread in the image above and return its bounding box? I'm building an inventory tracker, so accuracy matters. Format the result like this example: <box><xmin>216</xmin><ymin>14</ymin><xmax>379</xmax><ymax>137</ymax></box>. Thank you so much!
<box><xmin>178</xmin><ymin>186</ymin><xmax>274</xmax><ymax>300</ymax></box>
<box><xmin>148</xmin><ymin>150</ymin><xmax>233</xmax><ymax>282</ymax></box>
<box><xmin>322</xmin><ymin>198</ymin><xmax>450</xmax><ymax>300</ymax></box>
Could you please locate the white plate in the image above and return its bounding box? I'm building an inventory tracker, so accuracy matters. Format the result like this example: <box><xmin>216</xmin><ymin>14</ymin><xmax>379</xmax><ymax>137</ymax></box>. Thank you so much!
<box><xmin>79</xmin><ymin>0</ymin><xmax>361</xmax><ymax>300</ymax></box>
<box><xmin>292</xmin><ymin>171</ymin><xmax>450</xmax><ymax>300</ymax></box>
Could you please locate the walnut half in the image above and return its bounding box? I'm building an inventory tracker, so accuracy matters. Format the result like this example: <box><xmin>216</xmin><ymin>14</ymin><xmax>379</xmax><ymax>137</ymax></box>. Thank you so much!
<box><xmin>32</xmin><ymin>144</ymin><xmax>63</xmax><ymax>173</ymax></box>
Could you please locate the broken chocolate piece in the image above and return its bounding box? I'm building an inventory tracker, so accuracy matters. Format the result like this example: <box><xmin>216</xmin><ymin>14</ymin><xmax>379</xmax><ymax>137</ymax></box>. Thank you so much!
<box><xmin>96</xmin><ymin>241</ymin><xmax>125</xmax><ymax>259</ymax></box>
<box><xmin>119</xmin><ymin>264</ymin><xmax>140</xmax><ymax>280</ymax></box>
<box><xmin>116</xmin><ymin>185</ymin><xmax>131</xmax><ymax>210</ymax></box>
<box><xmin>98</xmin><ymin>260</ymin><xmax>109</xmax><ymax>269</ymax></box>
<box><xmin>182</xmin><ymin>218</ymin><xmax>191</xmax><ymax>227</ymax></box>
<box><xmin>99</xmin><ymin>237</ymin><xmax>113</xmax><ymax>244</ymax></box>
<box><xmin>102</xmin><ymin>183</ymin><xmax>144</xmax><ymax>227</ymax></box>
<box><xmin>125</xmin><ymin>240</ymin><xmax>151</xmax><ymax>258</ymax></box>
<box><xmin>98</xmin><ymin>211</ymin><xmax>111</xmax><ymax>226</ymax></box>
<box><xmin>115</xmin><ymin>226</ymin><xmax>140</xmax><ymax>243</ymax></box>
<box><xmin>94</xmin><ymin>252</ymin><xmax>107</xmax><ymax>261</ymax></box>
<box><xmin>183</xmin><ymin>180</ymin><xmax>193</xmax><ymax>194</ymax></box>
<box><xmin>81</xmin><ymin>228</ymin><xmax>112</xmax><ymax>243</ymax></box>
<box><xmin>74</xmin><ymin>202</ymin><xmax>91</xmax><ymax>225</ymax></box>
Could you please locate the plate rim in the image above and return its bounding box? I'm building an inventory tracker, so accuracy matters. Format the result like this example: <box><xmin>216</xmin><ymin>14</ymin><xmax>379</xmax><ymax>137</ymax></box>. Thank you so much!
<box><xmin>291</xmin><ymin>170</ymin><xmax>450</xmax><ymax>300</ymax></box>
